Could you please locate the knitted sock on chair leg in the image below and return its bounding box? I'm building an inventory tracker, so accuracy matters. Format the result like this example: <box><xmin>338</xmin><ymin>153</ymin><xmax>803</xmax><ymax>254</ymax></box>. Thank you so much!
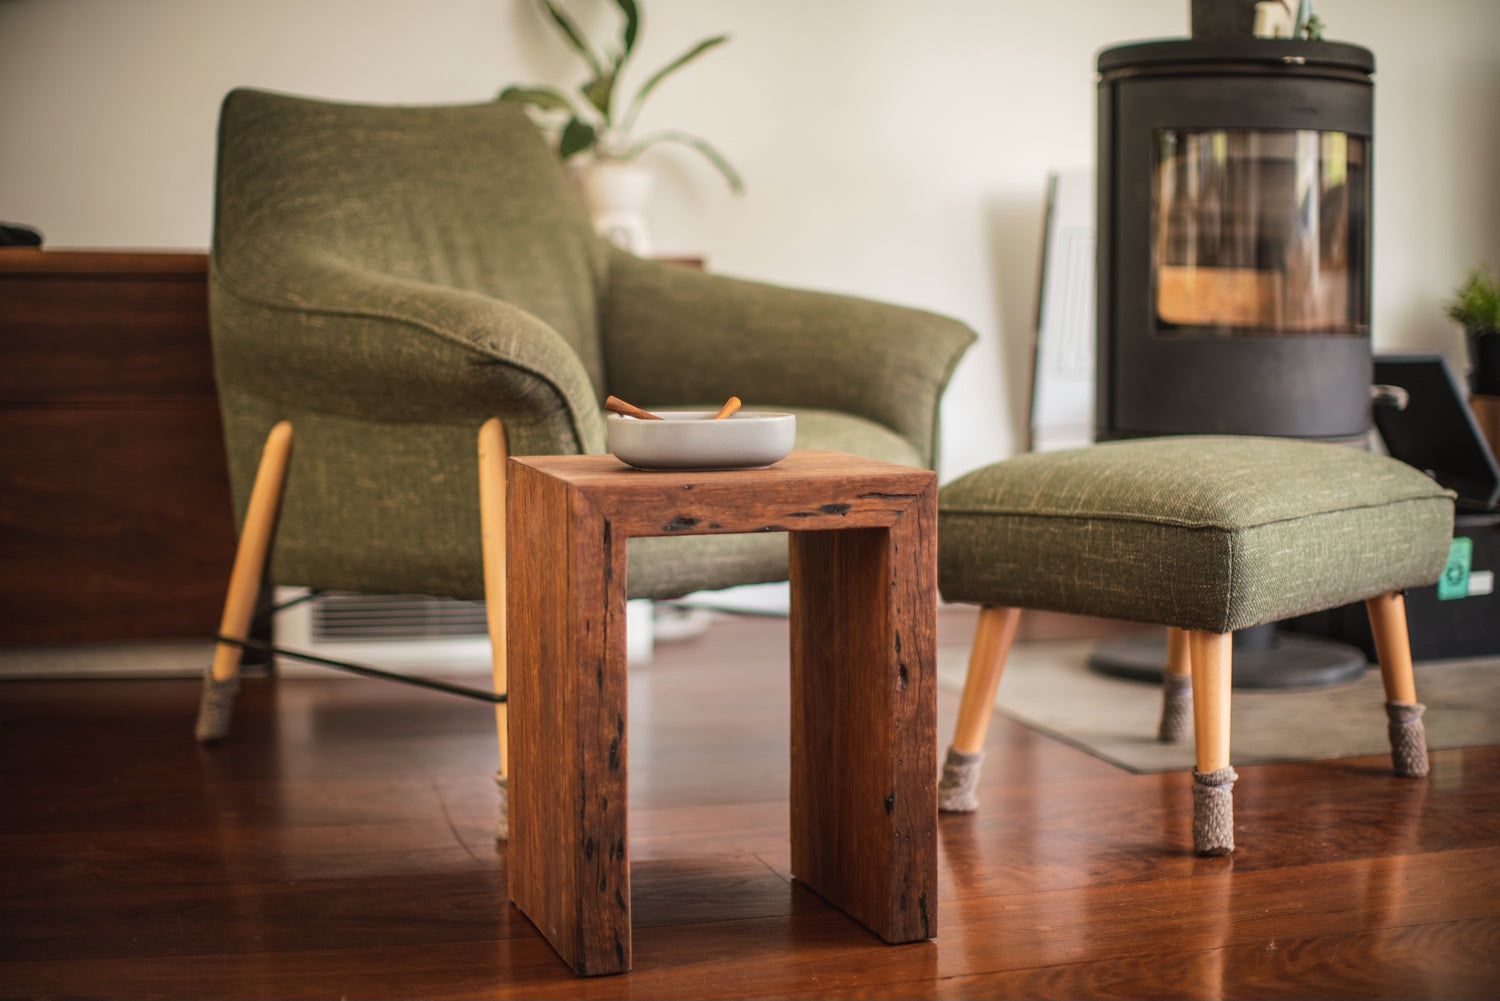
<box><xmin>1386</xmin><ymin>702</ymin><xmax>1429</xmax><ymax>778</ymax></box>
<box><xmin>938</xmin><ymin>747</ymin><xmax>984</xmax><ymax>813</ymax></box>
<box><xmin>494</xmin><ymin>772</ymin><xmax>509</xmax><ymax>842</ymax></box>
<box><xmin>1157</xmin><ymin>673</ymin><xmax>1193</xmax><ymax>743</ymax></box>
<box><xmin>1192</xmin><ymin>766</ymin><xmax>1238</xmax><ymax>856</ymax></box>
<box><xmin>193</xmin><ymin>670</ymin><xmax>241</xmax><ymax>743</ymax></box>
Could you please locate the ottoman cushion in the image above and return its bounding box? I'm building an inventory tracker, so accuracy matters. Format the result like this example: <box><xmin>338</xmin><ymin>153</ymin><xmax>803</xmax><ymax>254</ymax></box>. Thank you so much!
<box><xmin>938</xmin><ymin>436</ymin><xmax>1455</xmax><ymax>634</ymax></box>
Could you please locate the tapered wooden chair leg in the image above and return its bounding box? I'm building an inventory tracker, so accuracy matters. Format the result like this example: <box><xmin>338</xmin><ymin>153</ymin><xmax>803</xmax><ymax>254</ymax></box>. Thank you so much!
<box><xmin>1189</xmin><ymin>630</ymin><xmax>1236</xmax><ymax>856</ymax></box>
<box><xmin>478</xmin><ymin>418</ymin><xmax>510</xmax><ymax>840</ymax></box>
<box><xmin>1367</xmin><ymin>591</ymin><xmax>1429</xmax><ymax>778</ymax></box>
<box><xmin>939</xmin><ymin>605</ymin><xmax>1021</xmax><ymax>812</ymax></box>
<box><xmin>196</xmin><ymin>422</ymin><xmax>293</xmax><ymax>743</ymax></box>
<box><xmin>1158</xmin><ymin>627</ymin><xmax>1193</xmax><ymax>743</ymax></box>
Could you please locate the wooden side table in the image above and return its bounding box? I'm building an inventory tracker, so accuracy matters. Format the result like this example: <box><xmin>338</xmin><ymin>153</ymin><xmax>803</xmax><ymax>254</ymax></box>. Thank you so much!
<box><xmin>506</xmin><ymin>450</ymin><xmax>938</xmax><ymax>975</ymax></box>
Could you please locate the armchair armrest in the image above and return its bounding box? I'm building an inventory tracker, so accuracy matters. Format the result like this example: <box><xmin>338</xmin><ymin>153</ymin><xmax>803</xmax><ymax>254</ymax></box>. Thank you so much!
<box><xmin>600</xmin><ymin>249</ymin><xmax>975</xmax><ymax>468</ymax></box>
<box><xmin>212</xmin><ymin>251</ymin><xmax>606</xmax><ymax>455</ymax></box>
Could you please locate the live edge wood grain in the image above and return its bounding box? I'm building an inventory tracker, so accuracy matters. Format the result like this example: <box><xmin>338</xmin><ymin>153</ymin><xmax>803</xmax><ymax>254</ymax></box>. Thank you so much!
<box><xmin>512</xmin><ymin>451</ymin><xmax>935</xmax><ymax>537</ymax></box>
<box><xmin>789</xmin><ymin>505</ymin><xmax>938</xmax><ymax>944</ymax></box>
<box><xmin>506</xmin><ymin>451</ymin><xmax>938</xmax><ymax>975</ymax></box>
<box><xmin>506</xmin><ymin>459</ymin><xmax>632</xmax><ymax>975</ymax></box>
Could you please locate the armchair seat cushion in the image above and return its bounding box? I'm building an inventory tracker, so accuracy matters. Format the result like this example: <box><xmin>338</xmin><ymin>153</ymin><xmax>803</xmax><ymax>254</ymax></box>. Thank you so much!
<box><xmin>937</xmin><ymin>435</ymin><xmax>1455</xmax><ymax>634</ymax></box>
<box><xmin>625</xmin><ymin>407</ymin><xmax>924</xmax><ymax>600</ymax></box>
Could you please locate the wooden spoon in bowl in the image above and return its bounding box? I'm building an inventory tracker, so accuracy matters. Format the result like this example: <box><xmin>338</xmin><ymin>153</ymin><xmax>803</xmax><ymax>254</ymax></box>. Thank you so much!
<box><xmin>605</xmin><ymin>395</ymin><xmax>663</xmax><ymax>421</ymax></box>
<box><xmin>606</xmin><ymin>395</ymin><xmax>743</xmax><ymax>420</ymax></box>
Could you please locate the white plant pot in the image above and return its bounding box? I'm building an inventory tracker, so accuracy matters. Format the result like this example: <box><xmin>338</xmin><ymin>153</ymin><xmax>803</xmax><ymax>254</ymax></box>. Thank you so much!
<box><xmin>577</xmin><ymin>161</ymin><xmax>654</xmax><ymax>255</ymax></box>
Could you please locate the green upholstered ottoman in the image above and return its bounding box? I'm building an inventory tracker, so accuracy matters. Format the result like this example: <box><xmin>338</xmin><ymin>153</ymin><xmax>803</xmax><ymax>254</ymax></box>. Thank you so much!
<box><xmin>934</xmin><ymin>435</ymin><xmax>1455</xmax><ymax>856</ymax></box>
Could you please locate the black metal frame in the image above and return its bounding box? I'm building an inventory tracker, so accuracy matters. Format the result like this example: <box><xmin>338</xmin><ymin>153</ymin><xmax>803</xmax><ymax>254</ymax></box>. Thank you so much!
<box><xmin>216</xmin><ymin>589</ymin><xmax>505</xmax><ymax>704</ymax></box>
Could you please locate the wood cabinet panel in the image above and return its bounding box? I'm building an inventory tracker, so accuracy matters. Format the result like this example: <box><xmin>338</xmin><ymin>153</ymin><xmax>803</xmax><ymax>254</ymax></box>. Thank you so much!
<box><xmin>0</xmin><ymin>250</ymin><xmax>235</xmax><ymax>644</ymax></box>
<box><xmin>0</xmin><ymin>406</ymin><xmax>237</xmax><ymax>643</ymax></box>
<box><xmin>1</xmin><ymin>277</ymin><xmax>217</xmax><ymax>403</ymax></box>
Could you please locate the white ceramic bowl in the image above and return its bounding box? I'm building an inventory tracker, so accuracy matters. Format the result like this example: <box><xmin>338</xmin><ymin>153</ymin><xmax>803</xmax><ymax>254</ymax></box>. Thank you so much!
<box><xmin>607</xmin><ymin>411</ymin><xmax>797</xmax><ymax>471</ymax></box>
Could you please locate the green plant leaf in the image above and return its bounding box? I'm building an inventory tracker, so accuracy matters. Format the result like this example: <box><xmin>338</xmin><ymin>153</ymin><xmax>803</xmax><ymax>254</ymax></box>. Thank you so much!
<box><xmin>1448</xmin><ymin>265</ymin><xmax>1500</xmax><ymax>331</ymax></box>
<box><xmin>582</xmin><ymin>72</ymin><xmax>616</xmax><ymax>119</ymax></box>
<box><xmin>620</xmin><ymin>34</ymin><xmax>729</xmax><ymax>134</ymax></box>
<box><xmin>537</xmin><ymin>0</ymin><xmax>603</xmax><ymax>77</ymax></box>
<box><xmin>613</xmin><ymin>0</ymin><xmax>639</xmax><ymax>64</ymax></box>
<box><xmin>497</xmin><ymin>86</ymin><xmax>576</xmax><ymax>115</ymax></box>
<box><xmin>633</xmin><ymin>129</ymin><xmax>744</xmax><ymax>194</ymax></box>
<box><xmin>558</xmin><ymin>117</ymin><xmax>598</xmax><ymax>159</ymax></box>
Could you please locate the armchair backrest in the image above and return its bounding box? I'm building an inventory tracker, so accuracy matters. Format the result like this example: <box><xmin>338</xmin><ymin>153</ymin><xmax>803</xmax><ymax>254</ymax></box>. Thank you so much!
<box><xmin>212</xmin><ymin>88</ymin><xmax>609</xmax><ymax>396</ymax></box>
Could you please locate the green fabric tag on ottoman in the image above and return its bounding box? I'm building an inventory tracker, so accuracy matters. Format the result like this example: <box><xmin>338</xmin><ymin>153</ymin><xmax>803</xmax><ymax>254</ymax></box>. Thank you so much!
<box><xmin>1438</xmin><ymin>537</ymin><xmax>1473</xmax><ymax>601</ymax></box>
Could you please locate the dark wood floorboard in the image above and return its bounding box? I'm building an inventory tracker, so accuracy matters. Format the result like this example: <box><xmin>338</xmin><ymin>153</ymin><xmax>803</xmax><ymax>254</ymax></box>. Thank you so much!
<box><xmin>1</xmin><ymin>611</ymin><xmax>1497</xmax><ymax>999</ymax></box>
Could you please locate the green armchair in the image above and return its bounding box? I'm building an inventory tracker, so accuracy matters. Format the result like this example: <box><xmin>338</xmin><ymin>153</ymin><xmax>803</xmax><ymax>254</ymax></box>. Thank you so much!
<box><xmin>195</xmin><ymin>87</ymin><xmax>975</xmax><ymax>834</ymax></box>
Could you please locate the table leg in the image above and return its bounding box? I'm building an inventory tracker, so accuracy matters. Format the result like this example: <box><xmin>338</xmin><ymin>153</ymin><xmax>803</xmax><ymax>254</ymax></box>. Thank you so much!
<box><xmin>787</xmin><ymin>496</ymin><xmax>938</xmax><ymax>942</ymax></box>
<box><xmin>507</xmin><ymin>467</ymin><xmax>632</xmax><ymax>975</ymax></box>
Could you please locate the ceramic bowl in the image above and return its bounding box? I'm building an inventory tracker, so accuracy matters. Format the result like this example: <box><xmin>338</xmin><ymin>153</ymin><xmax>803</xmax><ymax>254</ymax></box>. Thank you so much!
<box><xmin>607</xmin><ymin>411</ymin><xmax>796</xmax><ymax>471</ymax></box>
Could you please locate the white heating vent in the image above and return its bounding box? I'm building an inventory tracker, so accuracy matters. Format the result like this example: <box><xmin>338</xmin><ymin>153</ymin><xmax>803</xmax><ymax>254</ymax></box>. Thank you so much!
<box><xmin>272</xmin><ymin>588</ymin><xmax>656</xmax><ymax>677</ymax></box>
<box><xmin>273</xmin><ymin>588</ymin><xmax>494</xmax><ymax>677</ymax></box>
<box><xmin>309</xmin><ymin>592</ymin><xmax>491</xmax><ymax>642</ymax></box>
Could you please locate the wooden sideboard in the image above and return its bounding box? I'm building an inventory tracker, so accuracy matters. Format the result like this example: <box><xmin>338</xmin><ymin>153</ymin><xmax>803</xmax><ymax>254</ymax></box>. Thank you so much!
<box><xmin>0</xmin><ymin>249</ymin><xmax>237</xmax><ymax>644</ymax></box>
<box><xmin>1475</xmin><ymin>394</ymin><xmax>1500</xmax><ymax>461</ymax></box>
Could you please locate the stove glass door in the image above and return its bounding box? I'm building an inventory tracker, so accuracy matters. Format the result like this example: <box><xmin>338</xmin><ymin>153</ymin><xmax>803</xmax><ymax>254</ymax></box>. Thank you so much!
<box><xmin>1153</xmin><ymin>129</ymin><xmax>1368</xmax><ymax>338</ymax></box>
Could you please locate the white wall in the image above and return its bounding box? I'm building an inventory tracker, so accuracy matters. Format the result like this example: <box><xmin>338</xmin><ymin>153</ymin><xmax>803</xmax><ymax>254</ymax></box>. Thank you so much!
<box><xmin>3</xmin><ymin>0</ymin><xmax>1497</xmax><ymax>481</ymax></box>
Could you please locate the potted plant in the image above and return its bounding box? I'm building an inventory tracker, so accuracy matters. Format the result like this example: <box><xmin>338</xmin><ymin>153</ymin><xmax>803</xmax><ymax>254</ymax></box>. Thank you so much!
<box><xmin>1447</xmin><ymin>264</ymin><xmax>1500</xmax><ymax>396</ymax></box>
<box><xmin>500</xmin><ymin>0</ymin><xmax>742</xmax><ymax>253</ymax></box>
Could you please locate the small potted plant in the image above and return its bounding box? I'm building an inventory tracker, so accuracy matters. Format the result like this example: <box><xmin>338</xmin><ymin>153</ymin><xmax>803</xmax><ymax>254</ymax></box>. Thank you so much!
<box><xmin>500</xmin><ymin>0</ymin><xmax>742</xmax><ymax>253</ymax></box>
<box><xmin>1447</xmin><ymin>264</ymin><xmax>1500</xmax><ymax>396</ymax></box>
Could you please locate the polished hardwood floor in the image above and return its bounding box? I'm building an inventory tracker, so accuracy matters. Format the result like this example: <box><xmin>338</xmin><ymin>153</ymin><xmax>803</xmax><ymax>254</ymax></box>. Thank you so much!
<box><xmin>2</xmin><ymin>609</ymin><xmax>1498</xmax><ymax>999</ymax></box>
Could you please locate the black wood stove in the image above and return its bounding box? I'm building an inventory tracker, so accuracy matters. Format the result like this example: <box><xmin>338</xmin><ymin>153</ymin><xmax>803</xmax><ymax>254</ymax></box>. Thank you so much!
<box><xmin>1096</xmin><ymin>37</ymin><xmax>1376</xmax><ymax>443</ymax></box>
